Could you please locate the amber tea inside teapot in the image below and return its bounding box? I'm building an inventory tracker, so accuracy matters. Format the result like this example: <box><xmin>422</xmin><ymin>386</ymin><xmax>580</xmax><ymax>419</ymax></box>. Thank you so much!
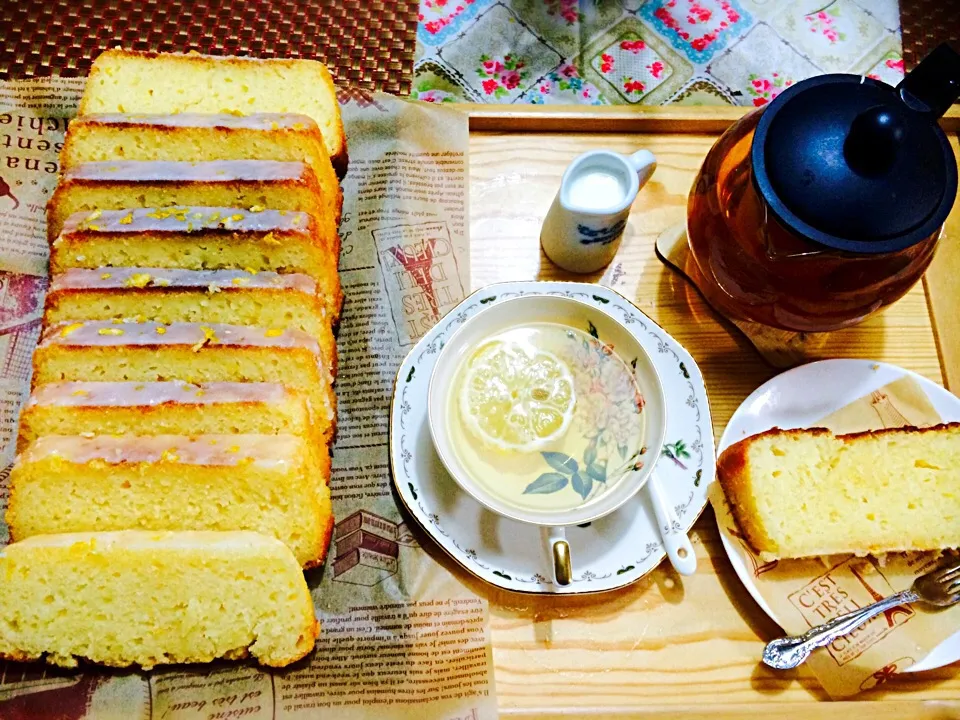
<box><xmin>686</xmin><ymin>44</ymin><xmax>960</xmax><ymax>332</ymax></box>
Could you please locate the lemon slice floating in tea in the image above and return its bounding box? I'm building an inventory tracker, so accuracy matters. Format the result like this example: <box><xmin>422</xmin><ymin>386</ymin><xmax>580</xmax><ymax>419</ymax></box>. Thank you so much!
<box><xmin>459</xmin><ymin>340</ymin><xmax>576</xmax><ymax>452</ymax></box>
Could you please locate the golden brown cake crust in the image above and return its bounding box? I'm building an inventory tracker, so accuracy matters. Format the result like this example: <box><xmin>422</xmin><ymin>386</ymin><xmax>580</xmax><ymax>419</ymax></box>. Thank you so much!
<box><xmin>718</xmin><ymin>426</ymin><xmax>848</xmax><ymax>554</ymax></box>
<box><xmin>43</xmin><ymin>285</ymin><xmax>338</xmax><ymax>375</ymax></box>
<box><xmin>46</xmin><ymin>165</ymin><xmax>327</xmax><ymax>242</ymax></box>
<box><xmin>61</xmin><ymin>115</ymin><xmax>345</xmax><ymax>219</ymax></box>
<box><xmin>0</xmin><ymin>637</ymin><xmax>314</xmax><ymax>669</ymax></box>
<box><xmin>80</xmin><ymin>48</ymin><xmax>348</xmax><ymax>178</ymax></box>
<box><xmin>305</xmin><ymin>510</ymin><xmax>336</xmax><ymax>571</ymax></box>
<box><xmin>29</xmin><ymin>342</ymin><xmax>337</xmax><ymax>443</ymax></box>
<box><xmin>717</xmin><ymin>423</ymin><xmax>960</xmax><ymax>555</ymax></box>
<box><xmin>716</xmin><ymin>432</ymin><xmax>767</xmax><ymax>554</ymax></box>
<box><xmin>0</xmin><ymin>531</ymin><xmax>319</xmax><ymax>668</ymax></box>
<box><xmin>16</xmin><ymin>399</ymin><xmax>323</xmax><ymax>456</ymax></box>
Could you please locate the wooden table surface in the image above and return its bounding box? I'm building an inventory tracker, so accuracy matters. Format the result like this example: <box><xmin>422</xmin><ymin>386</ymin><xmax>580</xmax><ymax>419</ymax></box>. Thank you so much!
<box><xmin>458</xmin><ymin>107</ymin><xmax>960</xmax><ymax>718</ymax></box>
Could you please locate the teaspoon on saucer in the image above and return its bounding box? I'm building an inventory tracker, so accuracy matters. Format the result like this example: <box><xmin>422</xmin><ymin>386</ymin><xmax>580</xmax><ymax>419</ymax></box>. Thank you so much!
<box><xmin>645</xmin><ymin>470</ymin><xmax>697</xmax><ymax>575</ymax></box>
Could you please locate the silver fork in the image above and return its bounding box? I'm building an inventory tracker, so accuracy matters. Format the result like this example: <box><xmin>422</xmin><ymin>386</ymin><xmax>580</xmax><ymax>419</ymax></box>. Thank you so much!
<box><xmin>762</xmin><ymin>558</ymin><xmax>960</xmax><ymax>670</ymax></box>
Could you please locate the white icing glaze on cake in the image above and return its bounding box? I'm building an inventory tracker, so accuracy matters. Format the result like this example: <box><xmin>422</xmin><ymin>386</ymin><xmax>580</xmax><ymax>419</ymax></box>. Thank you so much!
<box><xmin>5</xmin><ymin>530</ymin><xmax>289</xmax><ymax>553</ymax></box>
<box><xmin>19</xmin><ymin>434</ymin><xmax>300</xmax><ymax>469</ymax></box>
<box><xmin>49</xmin><ymin>268</ymin><xmax>316</xmax><ymax>295</ymax></box>
<box><xmin>61</xmin><ymin>206</ymin><xmax>311</xmax><ymax>235</ymax></box>
<box><xmin>28</xmin><ymin>381</ymin><xmax>289</xmax><ymax>408</ymax></box>
<box><xmin>75</xmin><ymin>112</ymin><xmax>319</xmax><ymax>131</ymax></box>
<box><xmin>63</xmin><ymin>160</ymin><xmax>308</xmax><ymax>183</ymax></box>
<box><xmin>41</xmin><ymin>321</ymin><xmax>320</xmax><ymax>354</ymax></box>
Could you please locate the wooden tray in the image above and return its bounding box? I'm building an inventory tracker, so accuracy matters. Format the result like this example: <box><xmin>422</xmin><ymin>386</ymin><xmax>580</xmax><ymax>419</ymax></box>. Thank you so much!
<box><xmin>458</xmin><ymin>105</ymin><xmax>960</xmax><ymax>718</ymax></box>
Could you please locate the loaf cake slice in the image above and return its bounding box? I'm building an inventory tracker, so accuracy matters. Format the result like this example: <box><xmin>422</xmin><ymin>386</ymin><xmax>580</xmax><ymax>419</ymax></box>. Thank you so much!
<box><xmin>19</xmin><ymin>382</ymin><xmax>326</xmax><ymax>465</ymax></box>
<box><xmin>0</xmin><ymin>530</ymin><xmax>318</xmax><ymax>668</ymax></box>
<box><xmin>61</xmin><ymin>113</ymin><xmax>341</xmax><ymax>223</ymax></box>
<box><xmin>45</xmin><ymin>268</ymin><xmax>336</xmax><ymax>371</ymax></box>
<box><xmin>8</xmin><ymin>434</ymin><xmax>333</xmax><ymax>567</ymax></box>
<box><xmin>50</xmin><ymin>207</ymin><xmax>341</xmax><ymax>317</ymax></box>
<box><xmin>80</xmin><ymin>49</ymin><xmax>347</xmax><ymax>176</ymax></box>
<box><xmin>32</xmin><ymin>321</ymin><xmax>335</xmax><ymax>440</ymax></box>
<box><xmin>717</xmin><ymin>423</ymin><xmax>960</xmax><ymax>559</ymax></box>
<box><xmin>46</xmin><ymin>160</ymin><xmax>334</xmax><ymax>240</ymax></box>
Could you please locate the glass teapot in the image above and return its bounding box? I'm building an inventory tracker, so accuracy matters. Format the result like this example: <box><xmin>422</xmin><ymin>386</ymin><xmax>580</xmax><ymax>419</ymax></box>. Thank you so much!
<box><xmin>686</xmin><ymin>44</ymin><xmax>960</xmax><ymax>332</ymax></box>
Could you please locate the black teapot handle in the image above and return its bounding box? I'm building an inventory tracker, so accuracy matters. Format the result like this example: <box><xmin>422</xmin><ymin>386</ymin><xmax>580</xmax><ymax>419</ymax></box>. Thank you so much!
<box><xmin>846</xmin><ymin>44</ymin><xmax>960</xmax><ymax>176</ymax></box>
<box><xmin>897</xmin><ymin>43</ymin><xmax>960</xmax><ymax>118</ymax></box>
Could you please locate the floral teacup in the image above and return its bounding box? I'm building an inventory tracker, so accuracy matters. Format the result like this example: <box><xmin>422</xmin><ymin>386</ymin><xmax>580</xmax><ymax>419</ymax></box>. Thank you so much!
<box><xmin>427</xmin><ymin>295</ymin><xmax>666</xmax><ymax>585</ymax></box>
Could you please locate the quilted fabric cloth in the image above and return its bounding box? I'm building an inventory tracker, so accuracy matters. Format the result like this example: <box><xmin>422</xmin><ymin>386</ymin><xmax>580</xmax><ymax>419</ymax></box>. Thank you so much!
<box><xmin>412</xmin><ymin>0</ymin><xmax>905</xmax><ymax>106</ymax></box>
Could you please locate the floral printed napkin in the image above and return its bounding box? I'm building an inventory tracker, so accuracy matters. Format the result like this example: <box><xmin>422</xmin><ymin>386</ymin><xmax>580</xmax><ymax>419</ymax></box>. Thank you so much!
<box><xmin>412</xmin><ymin>0</ymin><xmax>903</xmax><ymax>106</ymax></box>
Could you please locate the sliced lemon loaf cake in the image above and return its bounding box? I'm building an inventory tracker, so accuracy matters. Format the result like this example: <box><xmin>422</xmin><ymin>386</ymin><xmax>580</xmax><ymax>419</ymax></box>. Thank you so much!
<box><xmin>32</xmin><ymin>321</ymin><xmax>335</xmax><ymax>441</ymax></box>
<box><xmin>19</xmin><ymin>381</ymin><xmax>325</xmax><ymax>456</ymax></box>
<box><xmin>60</xmin><ymin>113</ymin><xmax>342</xmax><ymax>223</ymax></box>
<box><xmin>50</xmin><ymin>207</ymin><xmax>341</xmax><ymax>317</ymax></box>
<box><xmin>45</xmin><ymin>268</ymin><xmax>336</xmax><ymax>370</ymax></box>
<box><xmin>79</xmin><ymin>49</ymin><xmax>347</xmax><ymax>176</ymax></box>
<box><xmin>8</xmin><ymin>434</ymin><xmax>333</xmax><ymax>567</ymax></box>
<box><xmin>47</xmin><ymin>160</ymin><xmax>334</xmax><ymax>240</ymax></box>
<box><xmin>0</xmin><ymin>530</ymin><xmax>318</xmax><ymax>668</ymax></box>
<box><xmin>717</xmin><ymin>423</ymin><xmax>960</xmax><ymax>559</ymax></box>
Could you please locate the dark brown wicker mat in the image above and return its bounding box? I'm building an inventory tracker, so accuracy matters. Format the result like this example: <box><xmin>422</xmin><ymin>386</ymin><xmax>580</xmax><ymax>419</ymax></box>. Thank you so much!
<box><xmin>0</xmin><ymin>0</ymin><xmax>420</xmax><ymax>94</ymax></box>
<box><xmin>901</xmin><ymin>0</ymin><xmax>960</xmax><ymax>69</ymax></box>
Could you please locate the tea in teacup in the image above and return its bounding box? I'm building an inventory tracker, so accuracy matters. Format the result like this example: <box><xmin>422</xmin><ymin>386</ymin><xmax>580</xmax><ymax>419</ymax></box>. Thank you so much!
<box><xmin>447</xmin><ymin>322</ymin><xmax>646</xmax><ymax>514</ymax></box>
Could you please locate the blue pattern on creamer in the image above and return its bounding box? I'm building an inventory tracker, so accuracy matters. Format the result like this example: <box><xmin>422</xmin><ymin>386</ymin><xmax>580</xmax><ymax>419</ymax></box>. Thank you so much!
<box><xmin>578</xmin><ymin>219</ymin><xmax>627</xmax><ymax>246</ymax></box>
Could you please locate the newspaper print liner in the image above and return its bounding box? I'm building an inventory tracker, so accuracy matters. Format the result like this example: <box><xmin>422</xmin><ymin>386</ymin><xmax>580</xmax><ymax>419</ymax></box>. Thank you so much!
<box><xmin>390</xmin><ymin>281</ymin><xmax>715</xmax><ymax>594</ymax></box>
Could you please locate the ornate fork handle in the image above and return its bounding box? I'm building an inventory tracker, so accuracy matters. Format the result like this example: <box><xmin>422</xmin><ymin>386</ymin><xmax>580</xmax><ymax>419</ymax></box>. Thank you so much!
<box><xmin>762</xmin><ymin>589</ymin><xmax>919</xmax><ymax>670</ymax></box>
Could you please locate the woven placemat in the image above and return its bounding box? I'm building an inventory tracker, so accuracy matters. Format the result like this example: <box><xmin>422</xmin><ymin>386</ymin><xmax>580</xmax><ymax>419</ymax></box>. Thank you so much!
<box><xmin>0</xmin><ymin>0</ymin><xmax>419</xmax><ymax>94</ymax></box>
<box><xmin>901</xmin><ymin>0</ymin><xmax>960</xmax><ymax>69</ymax></box>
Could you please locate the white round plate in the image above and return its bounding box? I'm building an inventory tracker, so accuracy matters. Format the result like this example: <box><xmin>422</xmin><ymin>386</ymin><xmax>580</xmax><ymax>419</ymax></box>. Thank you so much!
<box><xmin>717</xmin><ymin>358</ymin><xmax>960</xmax><ymax>671</ymax></box>
<box><xmin>390</xmin><ymin>281</ymin><xmax>715</xmax><ymax>594</ymax></box>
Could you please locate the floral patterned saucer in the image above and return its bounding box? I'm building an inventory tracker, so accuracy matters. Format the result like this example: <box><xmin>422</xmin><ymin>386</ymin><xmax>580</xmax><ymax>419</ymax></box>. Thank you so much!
<box><xmin>389</xmin><ymin>281</ymin><xmax>714</xmax><ymax>594</ymax></box>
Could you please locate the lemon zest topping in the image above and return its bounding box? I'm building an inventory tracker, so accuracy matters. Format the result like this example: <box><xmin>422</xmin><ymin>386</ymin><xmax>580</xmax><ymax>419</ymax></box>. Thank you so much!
<box><xmin>124</xmin><ymin>273</ymin><xmax>152</xmax><ymax>288</ymax></box>
<box><xmin>192</xmin><ymin>326</ymin><xmax>218</xmax><ymax>352</ymax></box>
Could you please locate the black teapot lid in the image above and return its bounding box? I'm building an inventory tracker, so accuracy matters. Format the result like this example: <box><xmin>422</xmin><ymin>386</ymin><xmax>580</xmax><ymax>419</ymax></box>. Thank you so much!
<box><xmin>752</xmin><ymin>43</ymin><xmax>960</xmax><ymax>254</ymax></box>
